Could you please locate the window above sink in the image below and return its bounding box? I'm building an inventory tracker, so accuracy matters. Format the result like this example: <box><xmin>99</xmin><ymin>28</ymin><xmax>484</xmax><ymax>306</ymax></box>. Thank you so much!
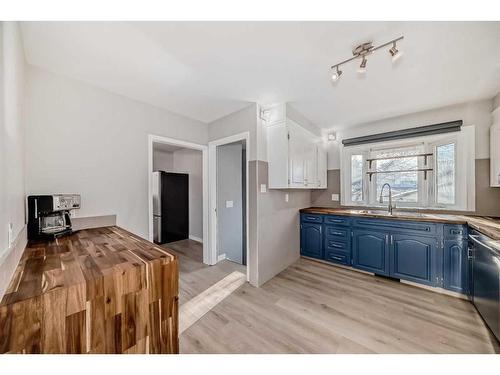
<box><xmin>341</xmin><ymin>126</ymin><xmax>475</xmax><ymax>211</ymax></box>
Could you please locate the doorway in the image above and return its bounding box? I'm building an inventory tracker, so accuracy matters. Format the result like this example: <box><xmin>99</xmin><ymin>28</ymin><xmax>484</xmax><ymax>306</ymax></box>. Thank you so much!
<box><xmin>148</xmin><ymin>135</ymin><xmax>209</xmax><ymax>263</ymax></box>
<box><xmin>216</xmin><ymin>140</ymin><xmax>247</xmax><ymax>265</ymax></box>
<box><xmin>209</xmin><ymin>132</ymin><xmax>250</xmax><ymax>280</ymax></box>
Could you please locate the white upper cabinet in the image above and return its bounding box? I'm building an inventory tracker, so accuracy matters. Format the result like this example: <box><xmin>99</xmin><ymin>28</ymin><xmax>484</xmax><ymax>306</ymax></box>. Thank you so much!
<box><xmin>491</xmin><ymin>107</ymin><xmax>500</xmax><ymax>187</ymax></box>
<box><xmin>317</xmin><ymin>143</ymin><xmax>327</xmax><ymax>189</ymax></box>
<box><xmin>264</xmin><ymin>104</ymin><xmax>327</xmax><ymax>189</ymax></box>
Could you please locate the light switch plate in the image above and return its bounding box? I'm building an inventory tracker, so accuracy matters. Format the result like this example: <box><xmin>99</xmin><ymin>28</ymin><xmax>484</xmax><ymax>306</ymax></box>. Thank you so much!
<box><xmin>331</xmin><ymin>193</ymin><xmax>340</xmax><ymax>201</ymax></box>
<box><xmin>260</xmin><ymin>184</ymin><xmax>267</xmax><ymax>193</ymax></box>
<box><xmin>285</xmin><ymin>193</ymin><xmax>289</xmax><ymax>202</ymax></box>
<box><xmin>226</xmin><ymin>200</ymin><xmax>234</xmax><ymax>208</ymax></box>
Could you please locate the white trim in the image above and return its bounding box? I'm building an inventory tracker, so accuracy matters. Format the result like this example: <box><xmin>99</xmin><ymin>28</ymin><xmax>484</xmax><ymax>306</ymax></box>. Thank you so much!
<box><xmin>208</xmin><ymin>131</ymin><xmax>250</xmax><ymax>282</ymax></box>
<box><xmin>217</xmin><ymin>253</ymin><xmax>227</xmax><ymax>262</ymax></box>
<box><xmin>147</xmin><ymin>134</ymin><xmax>209</xmax><ymax>264</ymax></box>
<box><xmin>189</xmin><ymin>235</ymin><xmax>203</xmax><ymax>243</ymax></box>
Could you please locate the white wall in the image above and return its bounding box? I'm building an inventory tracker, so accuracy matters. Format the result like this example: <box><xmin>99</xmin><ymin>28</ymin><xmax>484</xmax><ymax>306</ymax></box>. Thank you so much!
<box><xmin>327</xmin><ymin>99</ymin><xmax>493</xmax><ymax>169</ymax></box>
<box><xmin>208</xmin><ymin>104</ymin><xmax>258</xmax><ymax>160</ymax></box>
<box><xmin>0</xmin><ymin>22</ymin><xmax>27</xmax><ymax>299</ymax></box>
<box><xmin>25</xmin><ymin>66</ymin><xmax>208</xmax><ymax>239</ymax></box>
<box><xmin>153</xmin><ymin>150</ymin><xmax>173</xmax><ymax>171</ymax></box>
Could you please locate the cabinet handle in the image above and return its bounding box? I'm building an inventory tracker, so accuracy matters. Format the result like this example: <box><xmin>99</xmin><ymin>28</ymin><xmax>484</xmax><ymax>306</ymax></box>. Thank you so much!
<box><xmin>329</xmin><ymin>242</ymin><xmax>343</xmax><ymax>248</ymax></box>
<box><xmin>331</xmin><ymin>231</ymin><xmax>344</xmax><ymax>236</ymax></box>
<box><xmin>330</xmin><ymin>255</ymin><xmax>343</xmax><ymax>261</ymax></box>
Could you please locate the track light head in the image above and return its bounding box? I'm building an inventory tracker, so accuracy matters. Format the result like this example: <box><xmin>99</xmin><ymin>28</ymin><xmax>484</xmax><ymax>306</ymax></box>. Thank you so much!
<box><xmin>331</xmin><ymin>65</ymin><xmax>343</xmax><ymax>82</ymax></box>
<box><xmin>357</xmin><ymin>56</ymin><xmax>367</xmax><ymax>74</ymax></box>
<box><xmin>389</xmin><ymin>42</ymin><xmax>403</xmax><ymax>62</ymax></box>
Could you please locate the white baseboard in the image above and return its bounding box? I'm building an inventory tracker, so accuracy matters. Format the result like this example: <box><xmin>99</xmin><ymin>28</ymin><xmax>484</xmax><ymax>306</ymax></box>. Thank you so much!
<box><xmin>0</xmin><ymin>225</ymin><xmax>27</xmax><ymax>301</ymax></box>
<box><xmin>189</xmin><ymin>235</ymin><xmax>203</xmax><ymax>243</ymax></box>
<box><xmin>217</xmin><ymin>253</ymin><xmax>226</xmax><ymax>262</ymax></box>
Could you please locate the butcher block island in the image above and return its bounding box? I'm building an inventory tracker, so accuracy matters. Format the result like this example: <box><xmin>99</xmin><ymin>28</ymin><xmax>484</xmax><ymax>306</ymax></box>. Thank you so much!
<box><xmin>0</xmin><ymin>226</ymin><xmax>179</xmax><ymax>354</ymax></box>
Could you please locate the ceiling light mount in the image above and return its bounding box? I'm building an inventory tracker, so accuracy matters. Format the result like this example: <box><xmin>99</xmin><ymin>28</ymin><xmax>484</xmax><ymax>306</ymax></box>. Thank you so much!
<box><xmin>329</xmin><ymin>36</ymin><xmax>404</xmax><ymax>80</ymax></box>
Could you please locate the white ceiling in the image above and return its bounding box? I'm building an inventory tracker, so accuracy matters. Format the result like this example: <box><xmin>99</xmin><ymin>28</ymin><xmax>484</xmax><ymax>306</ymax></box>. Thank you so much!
<box><xmin>20</xmin><ymin>21</ymin><xmax>500</xmax><ymax>128</ymax></box>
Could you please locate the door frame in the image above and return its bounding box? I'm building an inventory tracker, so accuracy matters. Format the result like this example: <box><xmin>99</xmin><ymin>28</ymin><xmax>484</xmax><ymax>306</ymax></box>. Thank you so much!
<box><xmin>147</xmin><ymin>134</ymin><xmax>209</xmax><ymax>263</ymax></box>
<box><xmin>208</xmin><ymin>132</ymin><xmax>250</xmax><ymax>281</ymax></box>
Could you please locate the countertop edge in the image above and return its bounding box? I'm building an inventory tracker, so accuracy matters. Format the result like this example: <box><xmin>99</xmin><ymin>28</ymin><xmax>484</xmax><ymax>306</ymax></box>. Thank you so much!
<box><xmin>299</xmin><ymin>207</ymin><xmax>500</xmax><ymax>241</ymax></box>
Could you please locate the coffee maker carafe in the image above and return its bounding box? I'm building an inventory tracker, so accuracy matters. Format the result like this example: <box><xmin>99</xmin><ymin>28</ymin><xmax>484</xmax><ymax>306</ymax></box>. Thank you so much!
<box><xmin>27</xmin><ymin>194</ymin><xmax>81</xmax><ymax>240</ymax></box>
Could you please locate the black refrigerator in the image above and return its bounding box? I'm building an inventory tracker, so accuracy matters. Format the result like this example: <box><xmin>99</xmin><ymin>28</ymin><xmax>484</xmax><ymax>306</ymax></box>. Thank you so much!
<box><xmin>152</xmin><ymin>171</ymin><xmax>189</xmax><ymax>244</ymax></box>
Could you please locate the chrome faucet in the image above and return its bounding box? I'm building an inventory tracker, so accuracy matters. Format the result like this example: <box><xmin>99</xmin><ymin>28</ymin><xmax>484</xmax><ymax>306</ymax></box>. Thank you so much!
<box><xmin>379</xmin><ymin>183</ymin><xmax>395</xmax><ymax>215</ymax></box>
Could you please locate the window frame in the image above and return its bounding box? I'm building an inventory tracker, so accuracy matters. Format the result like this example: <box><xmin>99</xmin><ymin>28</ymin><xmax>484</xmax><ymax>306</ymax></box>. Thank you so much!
<box><xmin>340</xmin><ymin>127</ymin><xmax>475</xmax><ymax>211</ymax></box>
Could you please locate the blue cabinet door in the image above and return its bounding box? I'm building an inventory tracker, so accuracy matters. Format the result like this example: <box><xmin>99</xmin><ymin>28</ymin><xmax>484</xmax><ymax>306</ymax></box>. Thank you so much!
<box><xmin>352</xmin><ymin>229</ymin><xmax>390</xmax><ymax>275</ymax></box>
<box><xmin>443</xmin><ymin>239</ymin><xmax>468</xmax><ymax>293</ymax></box>
<box><xmin>300</xmin><ymin>222</ymin><xmax>323</xmax><ymax>259</ymax></box>
<box><xmin>390</xmin><ymin>234</ymin><xmax>437</xmax><ymax>286</ymax></box>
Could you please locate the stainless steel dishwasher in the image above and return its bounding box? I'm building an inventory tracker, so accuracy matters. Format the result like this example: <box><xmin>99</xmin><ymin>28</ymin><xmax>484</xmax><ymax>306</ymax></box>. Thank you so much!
<box><xmin>469</xmin><ymin>229</ymin><xmax>500</xmax><ymax>342</ymax></box>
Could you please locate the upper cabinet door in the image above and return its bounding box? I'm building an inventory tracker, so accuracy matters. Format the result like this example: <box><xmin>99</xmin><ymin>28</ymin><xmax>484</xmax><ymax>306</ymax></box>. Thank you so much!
<box><xmin>304</xmin><ymin>138</ymin><xmax>317</xmax><ymax>188</ymax></box>
<box><xmin>317</xmin><ymin>144</ymin><xmax>327</xmax><ymax>189</ymax></box>
<box><xmin>288</xmin><ymin>120</ymin><xmax>308</xmax><ymax>187</ymax></box>
<box><xmin>267</xmin><ymin>122</ymin><xmax>290</xmax><ymax>189</ymax></box>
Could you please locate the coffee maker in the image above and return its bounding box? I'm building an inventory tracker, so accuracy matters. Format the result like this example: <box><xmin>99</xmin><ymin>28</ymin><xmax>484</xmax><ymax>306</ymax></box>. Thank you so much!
<box><xmin>27</xmin><ymin>194</ymin><xmax>81</xmax><ymax>240</ymax></box>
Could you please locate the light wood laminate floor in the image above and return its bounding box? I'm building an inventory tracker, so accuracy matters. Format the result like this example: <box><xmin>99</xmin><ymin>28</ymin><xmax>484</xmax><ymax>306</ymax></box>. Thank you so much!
<box><xmin>165</xmin><ymin>241</ymin><xmax>499</xmax><ymax>354</ymax></box>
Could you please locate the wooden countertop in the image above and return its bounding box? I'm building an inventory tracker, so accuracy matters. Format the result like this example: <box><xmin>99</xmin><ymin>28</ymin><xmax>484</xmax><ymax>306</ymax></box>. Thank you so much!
<box><xmin>300</xmin><ymin>207</ymin><xmax>500</xmax><ymax>241</ymax></box>
<box><xmin>0</xmin><ymin>226</ymin><xmax>179</xmax><ymax>353</ymax></box>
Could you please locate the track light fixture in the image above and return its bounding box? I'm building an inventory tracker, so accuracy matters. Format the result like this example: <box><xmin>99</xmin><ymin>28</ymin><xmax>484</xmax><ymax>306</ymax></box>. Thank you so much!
<box><xmin>331</xmin><ymin>65</ymin><xmax>343</xmax><ymax>82</ymax></box>
<box><xmin>329</xmin><ymin>36</ymin><xmax>403</xmax><ymax>81</ymax></box>
<box><xmin>358</xmin><ymin>56</ymin><xmax>367</xmax><ymax>74</ymax></box>
<box><xmin>389</xmin><ymin>41</ymin><xmax>403</xmax><ymax>62</ymax></box>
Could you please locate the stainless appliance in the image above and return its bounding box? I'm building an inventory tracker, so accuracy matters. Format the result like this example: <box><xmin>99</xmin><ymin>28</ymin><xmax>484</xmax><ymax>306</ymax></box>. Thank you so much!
<box><xmin>152</xmin><ymin>171</ymin><xmax>189</xmax><ymax>244</ymax></box>
<box><xmin>27</xmin><ymin>194</ymin><xmax>81</xmax><ymax>240</ymax></box>
<box><xmin>469</xmin><ymin>229</ymin><xmax>500</xmax><ymax>342</ymax></box>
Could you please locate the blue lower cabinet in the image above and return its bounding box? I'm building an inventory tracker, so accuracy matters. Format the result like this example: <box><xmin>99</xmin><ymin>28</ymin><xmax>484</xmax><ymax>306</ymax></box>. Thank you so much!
<box><xmin>390</xmin><ymin>234</ymin><xmax>437</xmax><ymax>286</ymax></box>
<box><xmin>443</xmin><ymin>239</ymin><xmax>468</xmax><ymax>293</ymax></box>
<box><xmin>352</xmin><ymin>229</ymin><xmax>390</xmax><ymax>276</ymax></box>
<box><xmin>300</xmin><ymin>213</ymin><xmax>469</xmax><ymax>294</ymax></box>
<box><xmin>300</xmin><ymin>222</ymin><xmax>323</xmax><ymax>259</ymax></box>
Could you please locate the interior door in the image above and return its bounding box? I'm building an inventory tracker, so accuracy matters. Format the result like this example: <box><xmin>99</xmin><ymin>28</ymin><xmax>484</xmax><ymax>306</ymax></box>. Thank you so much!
<box><xmin>217</xmin><ymin>142</ymin><xmax>244</xmax><ymax>264</ymax></box>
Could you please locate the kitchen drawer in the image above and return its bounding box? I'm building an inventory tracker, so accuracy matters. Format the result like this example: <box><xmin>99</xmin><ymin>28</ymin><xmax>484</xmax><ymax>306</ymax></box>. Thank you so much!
<box><xmin>324</xmin><ymin>251</ymin><xmax>350</xmax><ymax>265</ymax></box>
<box><xmin>325</xmin><ymin>238</ymin><xmax>350</xmax><ymax>252</ymax></box>
<box><xmin>324</xmin><ymin>215</ymin><xmax>350</xmax><ymax>227</ymax></box>
<box><xmin>444</xmin><ymin>224</ymin><xmax>467</xmax><ymax>239</ymax></box>
<box><xmin>301</xmin><ymin>213</ymin><xmax>323</xmax><ymax>224</ymax></box>
<box><xmin>324</xmin><ymin>226</ymin><xmax>349</xmax><ymax>240</ymax></box>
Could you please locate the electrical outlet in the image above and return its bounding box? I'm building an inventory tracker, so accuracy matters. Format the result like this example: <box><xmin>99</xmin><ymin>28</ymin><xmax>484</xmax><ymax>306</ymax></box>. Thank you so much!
<box><xmin>285</xmin><ymin>193</ymin><xmax>289</xmax><ymax>202</ymax></box>
<box><xmin>260</xmin><ymin>184</ymin><xmax>267</xmax><ymax>193</ymax></box>
<box><xmin>331</xmin><ymin>193</ymin><xmax>340</xmax><ymax>201</ymax></box>
<box><xmin>225</xmin><ymin>200</ymin><xmax>234</xmax><ymax>208</ymax></box>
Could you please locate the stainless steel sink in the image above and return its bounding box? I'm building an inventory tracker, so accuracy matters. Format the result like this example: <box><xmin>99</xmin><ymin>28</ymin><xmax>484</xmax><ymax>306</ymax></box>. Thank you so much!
<box><xmin>356</xmin><ymin>209</ymin><xmax>426</xmax><ymax>218</ymax></box>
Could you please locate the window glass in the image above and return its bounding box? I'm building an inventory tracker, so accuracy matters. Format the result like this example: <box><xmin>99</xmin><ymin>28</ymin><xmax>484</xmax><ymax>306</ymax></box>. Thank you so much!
<box><xmin>436</xmin><ymin>143</ymin><xmax>455</xmax><ymax>205</ymax></box>
<box><xmin>373</xmin><ymin>147</ymin><xmax>420</xmax><ymax>204</ymax></box>
<box><xmin>351</xmin><ymin>154</ymin><xmax>363</xmax><ymax>202</ymax></box>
